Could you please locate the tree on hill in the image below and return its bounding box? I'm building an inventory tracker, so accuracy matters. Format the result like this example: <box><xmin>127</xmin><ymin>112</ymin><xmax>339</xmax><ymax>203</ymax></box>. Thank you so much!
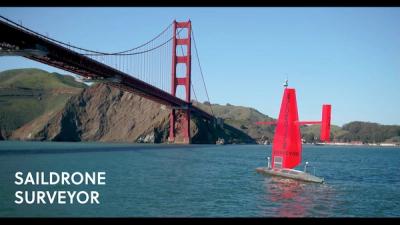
<box><xmin>337</xmin><ymin>121</ymin><xmax>400</xmax><ymax>143</ymax></box>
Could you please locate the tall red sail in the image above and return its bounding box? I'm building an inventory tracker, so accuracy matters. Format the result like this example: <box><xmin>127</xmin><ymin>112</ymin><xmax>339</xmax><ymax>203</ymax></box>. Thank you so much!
<box><xmin>272</xmin><ymin>88</ymin><xmax>302</xmax><ymax>169</ymax></box>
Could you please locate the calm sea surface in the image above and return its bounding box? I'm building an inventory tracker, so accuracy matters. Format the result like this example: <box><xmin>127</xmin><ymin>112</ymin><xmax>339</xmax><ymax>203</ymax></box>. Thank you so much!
<box><xmin>0</xmin><ymin>141</ymin><xmax>399</xmax><ymax>217</ymax></box>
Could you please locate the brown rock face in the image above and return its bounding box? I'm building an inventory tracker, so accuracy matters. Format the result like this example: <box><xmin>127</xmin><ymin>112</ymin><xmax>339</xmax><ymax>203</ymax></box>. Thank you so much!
<box><xmin>12</xmin><ymin>83</ymin><xmax>170</xmax><ymax>143</ymax></box>
<box><xmin>11</xmin><ymin>83</ymin><xmax>254</xmax><ymax>144</ymax></box>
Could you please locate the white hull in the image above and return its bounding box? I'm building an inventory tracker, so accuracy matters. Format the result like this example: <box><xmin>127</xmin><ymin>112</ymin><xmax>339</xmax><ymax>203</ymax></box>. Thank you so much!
<box><xmin>256</xmin><ymin>167</ymin><xmax>324</xmax><ymax>183</ymax></box>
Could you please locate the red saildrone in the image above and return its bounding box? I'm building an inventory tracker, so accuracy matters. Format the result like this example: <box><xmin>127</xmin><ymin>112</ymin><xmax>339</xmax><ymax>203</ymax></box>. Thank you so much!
<box><xmin>255</xmin><ymin>80</ymin><xmax>331</xmax><ymax>183</ymax></box>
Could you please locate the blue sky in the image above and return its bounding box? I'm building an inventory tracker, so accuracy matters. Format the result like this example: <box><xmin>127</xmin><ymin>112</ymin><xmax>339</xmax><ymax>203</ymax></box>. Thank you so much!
<box><xmin>1</xmin><ymin>7</ymin><xmax>399</xmax><ymax>126</ymax></box>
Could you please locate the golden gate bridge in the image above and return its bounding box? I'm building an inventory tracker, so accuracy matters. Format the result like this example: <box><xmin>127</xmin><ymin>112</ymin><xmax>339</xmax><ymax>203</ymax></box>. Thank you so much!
<box><xmin>0</xmin><ymin>15</ymin><xmax>216</xmax><ymax>144</ymax></box>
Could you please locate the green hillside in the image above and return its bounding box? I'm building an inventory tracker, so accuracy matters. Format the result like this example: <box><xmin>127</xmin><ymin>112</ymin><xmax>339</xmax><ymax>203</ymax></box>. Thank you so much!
<box><xmin>301</xmin><ymin>124</ymin><xmax>349</xmax><ymax>143</ymax></box>
<box><xmin>195</xmin><ymin>101</ymin><xmax>400</xmax><ymax>144</ymax></box>
<box><xmin>337</xmin><ymin>121</ymin><xmax>400</xmax><ymax>143</ymax></box>
<box><xmin>0</xmin><ymin>68</ymin><xmax>86</xmax><ymax>138</ymax></box>
<box><xmin>0</xmin><ymin>68</ymin><xmax>86</xmax><ymax>89</ymax></box>
<box><xmin>193</xmin><ymin>101</ymin><xmax>276</xmax><ymax>142</ymax></box>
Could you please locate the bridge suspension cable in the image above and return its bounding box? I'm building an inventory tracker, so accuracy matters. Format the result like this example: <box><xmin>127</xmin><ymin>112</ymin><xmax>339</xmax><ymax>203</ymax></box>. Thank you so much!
<box><xmin>1</xmin><ymin>15</ymin><xmax>214</xmax><ymax>115</ymax></box>
<box><xmin>0</xmin><ymin>15</ymin><xmax>174</xmax><ymax>56</ymax></box>
<box><xmin>191</xmin><ymin>26</ymin><xmax>214</xmax><ymax>117</ymax></box>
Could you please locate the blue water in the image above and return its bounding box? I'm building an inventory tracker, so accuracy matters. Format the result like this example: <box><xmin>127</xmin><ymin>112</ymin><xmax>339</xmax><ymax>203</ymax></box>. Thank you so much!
<box><xmin>0</xmin><ymin>141</ymin><xmax>399</xmax><ymax>217</ymax></box>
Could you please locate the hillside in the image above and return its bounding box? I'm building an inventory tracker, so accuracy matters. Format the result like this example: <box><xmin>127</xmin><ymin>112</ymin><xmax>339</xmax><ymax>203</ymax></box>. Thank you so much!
<box><xmin>2</xmin><ymin>68</ymin><xmax>399</xmax><ymax>145</ymax></box>
<box><xmin>195</xmin><ymin>101</ymin><xmax>400</xmax><ymax>144</ymax></box>
<box><xmin>193</xmin><ymin>101</ymin><xmax>276</xmax><ymax>143</ymax></box>
<box><xmin>11</xmin><ymin>83</ymin><xmax>254</xmax><ymax>144</ymax></box>
<box><xmin>1</xmin><ymin>68</ymin><xmax>253</xmax><ymax>144</ymax></box>
<box><xmin>0</xmin><ymin>68</ymin><xmax>86</xmax><ymax>138</ymax></box>
<box><xmin>300</xmin><ymin>122</ymin><xmax>400</xmax><ymax>144</ymax></box>
<box><xmin>336</xmin><ymin>121</ymin><xmax>400</xmax><ymax>143</ymax></box>
<box><xmin>300</xmin><ymin>124</ymin><xmax>349</xmax><ymax>143</ymax></box>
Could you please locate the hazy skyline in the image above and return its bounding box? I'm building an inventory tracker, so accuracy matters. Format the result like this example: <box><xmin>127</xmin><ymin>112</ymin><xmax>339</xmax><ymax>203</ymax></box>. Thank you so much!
<box><xmin>1</xmin><ymin>7</ymin><xmax>399</xmax><ymax>126</ymax></box>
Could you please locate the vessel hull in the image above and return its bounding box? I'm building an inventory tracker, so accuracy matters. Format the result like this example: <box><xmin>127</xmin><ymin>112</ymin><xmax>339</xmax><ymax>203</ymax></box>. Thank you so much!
<box><xmin>256</xmin><ymin>167</ymin><xmax>324</xmax><ymax>183</ymax></box>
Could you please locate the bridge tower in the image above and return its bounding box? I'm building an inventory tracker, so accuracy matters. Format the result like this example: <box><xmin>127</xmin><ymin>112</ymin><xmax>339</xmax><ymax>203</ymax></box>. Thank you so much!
<box><xmin>169</xmin><ymin>20</ymin><xmax>192</xmax><ymax>144</ymax></box>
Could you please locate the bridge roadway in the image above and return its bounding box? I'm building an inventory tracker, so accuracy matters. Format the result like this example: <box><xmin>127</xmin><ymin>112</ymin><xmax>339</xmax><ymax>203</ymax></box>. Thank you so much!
<box><xmin>0</xmin><ymin>19</ymin><xmax>214</xmax><ymax>120</ymax></box>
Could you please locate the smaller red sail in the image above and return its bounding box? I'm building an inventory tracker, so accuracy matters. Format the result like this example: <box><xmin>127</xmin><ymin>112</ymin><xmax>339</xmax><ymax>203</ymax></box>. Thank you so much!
<box><xmin>320</xmin><ymin>104</ymin><xmax>331</xmax><ymax>142</ymax></box>
<box><xmin>272</xmin><ymin>88</ymin><xmax>302</xmax><ymax>169</ymax></box>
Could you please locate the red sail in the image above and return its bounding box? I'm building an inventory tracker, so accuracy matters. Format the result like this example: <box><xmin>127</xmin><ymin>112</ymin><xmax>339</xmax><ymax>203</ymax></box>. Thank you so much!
<box><xmin>272</xmin><ymin>88</ymin><xmax>302</xmax><ymax>169</ymax></box>
<box><xmin>320</xmin><ymin>104</ymin><xmax>331</xmax><ymax>142</ymax></box>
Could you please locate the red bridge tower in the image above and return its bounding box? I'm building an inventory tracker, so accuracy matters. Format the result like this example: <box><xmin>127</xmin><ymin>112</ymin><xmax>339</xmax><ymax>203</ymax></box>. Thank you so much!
<box><xmin>169</xmin><ymin>20</ymin><xmax>192</xmax><ymax>144</ymax></box>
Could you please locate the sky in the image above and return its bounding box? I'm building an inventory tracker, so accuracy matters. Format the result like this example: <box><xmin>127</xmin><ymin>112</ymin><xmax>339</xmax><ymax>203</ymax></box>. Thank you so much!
<box><xmin>0</xmin><ymin>7</ymin><xmax>399</xmax><ymax>126</ymax></box>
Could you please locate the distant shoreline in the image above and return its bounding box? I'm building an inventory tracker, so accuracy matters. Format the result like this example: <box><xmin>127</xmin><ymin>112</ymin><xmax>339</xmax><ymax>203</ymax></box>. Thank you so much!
<box><xmin>1</xmin><ymin>140</ymin><xmax>400</xmax><ymax>148</ymax></box>
<box><xmin>312</xmin><ymin>142</ymin><xmax>400</xmax><ymax>147</ymax></box>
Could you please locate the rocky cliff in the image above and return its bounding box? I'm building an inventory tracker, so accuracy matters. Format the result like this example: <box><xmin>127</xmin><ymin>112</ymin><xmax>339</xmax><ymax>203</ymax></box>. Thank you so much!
<box><xmin>11</xmin><ymin>83</ymin><xmax>254</xmax><ymax>144</ymax></box>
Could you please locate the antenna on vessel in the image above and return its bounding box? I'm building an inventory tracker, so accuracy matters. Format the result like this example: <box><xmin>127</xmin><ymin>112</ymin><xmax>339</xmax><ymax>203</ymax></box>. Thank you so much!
<box><xmin>283</xmin><ymin>78</ymin><xmax>288</xmax><ymax>88</ymax></box>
